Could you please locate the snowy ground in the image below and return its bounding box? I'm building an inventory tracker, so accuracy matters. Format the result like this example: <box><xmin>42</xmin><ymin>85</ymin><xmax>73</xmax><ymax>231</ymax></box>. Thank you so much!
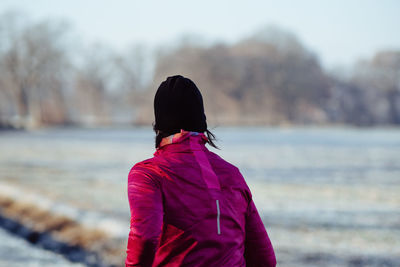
<box><xmin>0</xmin><ymin>227</ymin><xmax>84</xmax><ymax>267</ymax></box>
<box><xmin>1</xmin><ymin>127</ymin><xmax>399</xmax><ymax>266</ymax></box>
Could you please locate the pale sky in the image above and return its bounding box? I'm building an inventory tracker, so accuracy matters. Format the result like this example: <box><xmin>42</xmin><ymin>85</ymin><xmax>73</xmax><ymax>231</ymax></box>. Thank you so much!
<box><xmin>1</xmin><ymin>0</ymin><xmax>399</xmax><ymax>68</ymax></box>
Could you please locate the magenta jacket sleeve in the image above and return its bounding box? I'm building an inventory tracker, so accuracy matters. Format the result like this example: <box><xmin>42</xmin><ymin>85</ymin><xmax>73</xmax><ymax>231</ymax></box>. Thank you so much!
<box><xmin>126</xmin><ymin>166</ymin><xmax>163</xmax><ymax>267</ymax></box>
<box><xmin>244</xmin><ymin>199</ymin><xmax>276</xmax><ymax>267</ymax></box>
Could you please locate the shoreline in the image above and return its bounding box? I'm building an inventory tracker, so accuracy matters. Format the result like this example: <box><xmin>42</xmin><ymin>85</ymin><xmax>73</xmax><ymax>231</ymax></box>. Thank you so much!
<box><xmin>1</xmin><ymin>122</ymin><xmax>400</xmax><ymax>133</ymax></box>
<box><xmin>0</xmin><ymin>213</ymin><xmax>99</xmax><ymax>266</ymax></box>
<box><xmin>0</xmin><ymin>194</ymin><xmax>125</xmax><ymax>267</ymax></box>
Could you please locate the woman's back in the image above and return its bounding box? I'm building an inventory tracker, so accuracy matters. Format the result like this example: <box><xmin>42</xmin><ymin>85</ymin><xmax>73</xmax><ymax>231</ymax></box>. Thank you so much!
<box><xmin>126</xmin><ymin>130</ymin><xmax>276</xmax><ymax>266</ymax></box>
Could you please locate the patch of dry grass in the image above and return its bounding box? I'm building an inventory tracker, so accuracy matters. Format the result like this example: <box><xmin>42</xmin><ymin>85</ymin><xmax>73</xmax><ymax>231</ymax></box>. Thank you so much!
<box><xmin>0</xmin><ymin>195</ymin><xmax>125</xmax><ymax>266</ymax></box>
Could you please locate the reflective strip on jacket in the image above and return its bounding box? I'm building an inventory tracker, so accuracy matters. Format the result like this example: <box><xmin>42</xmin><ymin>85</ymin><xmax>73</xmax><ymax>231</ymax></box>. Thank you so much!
<box><xmin>126</xmin><ymin>130</ymin><xmax>276</xmax><ymax>267</ymax></box>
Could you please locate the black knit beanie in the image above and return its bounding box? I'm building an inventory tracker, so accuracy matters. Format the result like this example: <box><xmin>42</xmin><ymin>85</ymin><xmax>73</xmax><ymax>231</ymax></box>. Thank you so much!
<box><xmin>154</xmin><ymin>75</ymin><xmax>207</xmax><ymax>135</ymax></box>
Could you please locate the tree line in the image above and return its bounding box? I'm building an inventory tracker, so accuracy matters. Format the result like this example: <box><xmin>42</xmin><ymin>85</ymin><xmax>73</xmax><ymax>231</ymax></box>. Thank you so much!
<box><xmin>0</xmin><ymin>12</ymin><xmax>399</xmax><ymax>129</ymax></box>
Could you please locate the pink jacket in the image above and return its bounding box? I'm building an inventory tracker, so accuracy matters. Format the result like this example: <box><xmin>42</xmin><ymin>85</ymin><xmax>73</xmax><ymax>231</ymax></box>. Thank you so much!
<box><xmin>126</xmin><ymin>130</ymin><xmax>276</xmax><ymax>267</ymax></box>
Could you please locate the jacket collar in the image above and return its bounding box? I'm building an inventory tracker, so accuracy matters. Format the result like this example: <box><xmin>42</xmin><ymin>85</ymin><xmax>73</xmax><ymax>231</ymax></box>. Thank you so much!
<box><xmin>154</xmin><ymin>129</ymin><xmax>208</xmax><ymax>156</ymax></box>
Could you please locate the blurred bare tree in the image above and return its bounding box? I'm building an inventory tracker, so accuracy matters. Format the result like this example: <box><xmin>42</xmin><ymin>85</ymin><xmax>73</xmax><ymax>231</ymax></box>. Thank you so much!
<box><xmin>153</xmin><ymin>26</ymin><xmax>331</xmax><ymax>125</ymax></box>
<box><xmin>0</xmin><ymin>11</ymin><xmax>71</xmax><ymax>128</ymax></box>
<box><xmin>326</xmin><ymin>51</ymin><xmax>400</xmax><ymax>125</ymax></box>
<box><xmin>352</xmin><ymin>51</ymin><xmax>400</xmax><ymax>124</ymax></box>
<box><xmin>72</xmin><ymin>44</ymin><xmax>146</xmax><ymax>125</ymax></box>
<box><xmin>72</xmin><ymin>44</ymin><xmax>114</xmax><ymax>126</ymax></box>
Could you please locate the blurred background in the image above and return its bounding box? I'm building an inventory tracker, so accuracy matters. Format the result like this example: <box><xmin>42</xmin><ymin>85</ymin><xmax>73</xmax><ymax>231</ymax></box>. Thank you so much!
<box><xmin>0</xmin><ymin>0</ymin><xmax>399</xmax><ymax>266</ymax></box>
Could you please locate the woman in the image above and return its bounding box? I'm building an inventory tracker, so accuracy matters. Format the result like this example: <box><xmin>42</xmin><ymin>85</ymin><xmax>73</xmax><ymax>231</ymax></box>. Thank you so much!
<box><xmin>126</xmin><ymin>75</ymin><xmax>276</xmax><ymax>266</ymax></box>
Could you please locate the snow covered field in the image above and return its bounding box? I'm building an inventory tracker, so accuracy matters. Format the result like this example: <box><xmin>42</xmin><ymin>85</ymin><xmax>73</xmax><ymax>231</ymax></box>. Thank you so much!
<box><xmin>1</xmin><ymin>127</ymin><xmax>399</xmax><ymax>266</ymax></box>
